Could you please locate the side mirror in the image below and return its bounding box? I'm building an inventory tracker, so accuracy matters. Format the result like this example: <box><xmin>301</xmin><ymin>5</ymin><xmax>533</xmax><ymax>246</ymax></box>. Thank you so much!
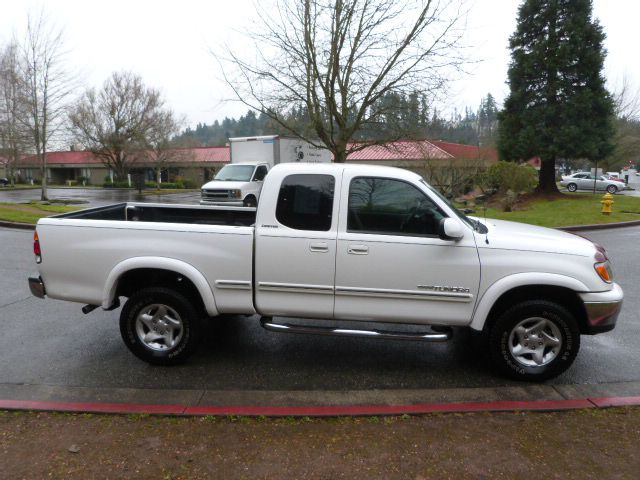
<box><xmin>438</xmin><ymin>218</ymin><xmax>464</xmax><ymax>241</ymax></box>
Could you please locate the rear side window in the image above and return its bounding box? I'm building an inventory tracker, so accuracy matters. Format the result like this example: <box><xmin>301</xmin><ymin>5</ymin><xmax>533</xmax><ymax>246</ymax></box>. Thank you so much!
<box><xmin>276</xmin><ymin>174</ymin><xmax>335</xmax><ymax>231</ymax></box>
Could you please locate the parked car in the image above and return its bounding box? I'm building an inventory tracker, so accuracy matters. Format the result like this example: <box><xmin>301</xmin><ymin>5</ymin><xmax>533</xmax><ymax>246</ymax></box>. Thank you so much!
<box><xmin>560</xmin><ymin>172</ymin><xmax>625</xmax><ymax>193</ymax></box>
<box><xmin>29</xmin><ymin>163</ymin><xmax>623</xmax><ymax>381</ymax></box>
<box><xmin>0</xmin><ymin>178</ymin><xmax>9</xmax><ymax>186</ymax></box>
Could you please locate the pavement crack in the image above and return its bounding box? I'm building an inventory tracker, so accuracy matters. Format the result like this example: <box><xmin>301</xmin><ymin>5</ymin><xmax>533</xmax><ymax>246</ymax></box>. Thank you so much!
<box><xmin>0</xmin><ymin>296</ymin><xmax>33</xmax><ymax>310</ymax></box>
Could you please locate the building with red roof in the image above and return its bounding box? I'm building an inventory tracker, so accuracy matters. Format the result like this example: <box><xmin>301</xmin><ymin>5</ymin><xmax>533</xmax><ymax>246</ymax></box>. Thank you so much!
<box><xmin>15</xmin><ymin>146</ymin><xmax>230</xmax><ymax>186</ymax></box>
<box><xmin>13</xmin><ymin>139</ymin><xmax>495</xmax><ymax>186</ymax></box>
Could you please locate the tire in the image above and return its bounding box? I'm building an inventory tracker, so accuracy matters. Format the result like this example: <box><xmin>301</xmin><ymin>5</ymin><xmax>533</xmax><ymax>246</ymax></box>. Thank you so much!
<box><xmin>566</xmin><ymin>183</ymin><xmax>578</xmax><ymax>192</ymax></box>
<box><xmin>119</xmin><ymin>287</ymin><xmax>202</xmax><ymax>365</ymax></box>
<box><xmin>488</xmin><ymin>300</ymin><xmax>580</xmax><ymax>381</ymax></box>
<box><xmin>243</xmin><ymin>196</ymin><xmax>257</xmax><ymax>208</ymax></box>
<box><xmin>606</xmin><ymin>184</ymin><xmax>617</xmax><ymax>194</ymax></box>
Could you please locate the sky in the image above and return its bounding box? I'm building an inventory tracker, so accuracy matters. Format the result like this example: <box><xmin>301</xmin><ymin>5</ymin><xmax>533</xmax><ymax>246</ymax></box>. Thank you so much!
<box><xmin>0</xmin><ymin>0</ymin><xmax>637</xmax><ymax>129</ymax></box>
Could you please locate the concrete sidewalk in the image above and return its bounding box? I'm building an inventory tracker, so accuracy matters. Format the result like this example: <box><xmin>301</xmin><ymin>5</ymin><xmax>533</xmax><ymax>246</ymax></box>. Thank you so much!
<box><xmin>2</xmin><ymin>381</ymin><xmax>640</xmax><ymax>416</ymax></box>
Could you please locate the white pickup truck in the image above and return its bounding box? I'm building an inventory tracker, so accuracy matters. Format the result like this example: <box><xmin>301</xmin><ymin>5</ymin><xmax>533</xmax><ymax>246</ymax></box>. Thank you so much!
<box><xmin>28</xmin><ymin>163</ymin><xmax>623</xmax><ymax>380</ymax></box>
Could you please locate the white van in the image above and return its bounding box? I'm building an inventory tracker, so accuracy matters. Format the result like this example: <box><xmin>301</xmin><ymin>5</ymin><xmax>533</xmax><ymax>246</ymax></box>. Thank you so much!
<box><xmin>200</xmin><ymin>135</ymin><xmax>331</xmax><ymax>207</ymax></box>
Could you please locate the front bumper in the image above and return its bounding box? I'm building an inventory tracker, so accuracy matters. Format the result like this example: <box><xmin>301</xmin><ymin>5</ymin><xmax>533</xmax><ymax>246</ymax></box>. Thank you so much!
<box><xmin>579</xmin><ymin>283</ymin><xmax>623</xmax><ymax>334</ymax></box>
<box><xmin>28</xmin><ymin>274</ymin><xmax>46</xmax><ymax>299</ymax></box>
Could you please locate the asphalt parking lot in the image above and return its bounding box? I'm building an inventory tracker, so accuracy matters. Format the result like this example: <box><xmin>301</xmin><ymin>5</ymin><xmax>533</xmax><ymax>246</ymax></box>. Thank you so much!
<box><xmin>0</xmin><ymin>187</ymin><xmax>200</xmax><ymax>207</ymax></box>
<box><xmin>0</xmin><ymin>225</ymin><xmax>638</xmax><ymax>394</ymax></box>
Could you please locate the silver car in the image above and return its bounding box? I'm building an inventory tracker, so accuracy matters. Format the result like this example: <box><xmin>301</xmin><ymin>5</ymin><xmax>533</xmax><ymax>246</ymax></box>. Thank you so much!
<box><xmin>560</xmin><ymin>172</ymin><xmax>626</xmax><ymax>193</ymax></box>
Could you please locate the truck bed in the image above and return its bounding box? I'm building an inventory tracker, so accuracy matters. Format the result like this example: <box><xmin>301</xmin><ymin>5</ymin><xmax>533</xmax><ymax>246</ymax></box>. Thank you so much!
<box><xmin>37</xmin><ymin>202</ymin><xmax>256</xmax><ymax>315</ymax></box>
<box><xmin>57</xmin><ymin>202</ymin><xmax>256</xmax><ymax>227</ymax></box>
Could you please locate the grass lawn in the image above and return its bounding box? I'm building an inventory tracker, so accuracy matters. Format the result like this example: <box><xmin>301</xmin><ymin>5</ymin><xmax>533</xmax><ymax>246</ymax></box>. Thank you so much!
<box><xmin>0</xmin><ymin>202</ymin><xmax>80</xmax><ymax>224</ymax></box>
<box><xmin>475</xmin><ymin>192</ymin><xmax>640</xmax><ymax>228</ymax></box>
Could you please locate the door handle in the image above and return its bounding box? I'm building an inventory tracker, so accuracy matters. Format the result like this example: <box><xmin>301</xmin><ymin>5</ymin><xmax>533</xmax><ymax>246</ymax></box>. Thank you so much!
<box><xmin>309</xmin><ymin>242</ymin><xmax>329</xmax><ymax>253</ymax></box>
<box><xmin>348</xmin><ymin>245</ymin><xmax>369</xmax><ymax>255</ymax></box>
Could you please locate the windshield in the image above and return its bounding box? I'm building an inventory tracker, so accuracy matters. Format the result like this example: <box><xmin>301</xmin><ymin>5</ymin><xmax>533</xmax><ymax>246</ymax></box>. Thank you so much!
<box><xmin>214</xmin><ymin>165</ymin><xmax>255</xmax><ymax>182</ymax></box>
<box><xmin>420</xmin><ymin>179</ymin><xmax>486</xmax><ymax>232</ymax></box>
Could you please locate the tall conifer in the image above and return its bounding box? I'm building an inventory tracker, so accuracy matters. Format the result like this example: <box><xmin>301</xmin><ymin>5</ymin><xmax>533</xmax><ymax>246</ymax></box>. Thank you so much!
<box><xmin>498</xmin><ymin>0</ymin><xmax>614</xmax><ymax>192</ymax></box>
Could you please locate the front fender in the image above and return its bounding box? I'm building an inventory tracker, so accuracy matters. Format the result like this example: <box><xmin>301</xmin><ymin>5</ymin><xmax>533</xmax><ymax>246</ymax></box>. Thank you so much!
<box><xmin>469</xmin><ymin>272</ymin><xmax>590</xmax><ymax>331</ymax></box>
<box><xmin>102</xmin><ymin>257</ymin><xmax>219</xmax><ymax>316</ymax></box>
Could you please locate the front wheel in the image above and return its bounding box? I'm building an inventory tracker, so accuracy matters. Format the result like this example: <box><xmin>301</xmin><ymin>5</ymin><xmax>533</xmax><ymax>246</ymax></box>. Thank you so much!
<box><xmin>488</xmin><ymin>300</ymin><xmax>580</xmax><ymax>381</ymax></box>
<box><xmin>606</xmin><ymin>184</ymin><xmax>618</xmax><ymax>194</ymax></box>
<box><xmin>119</xmin><ymin>287</ymin><xmax>202</xmax><ymax>365</ymax></box>
<box><xmin>566</xmin><ymin>183</ymin><xmax>578</xmax><ymax>192</ymax></box>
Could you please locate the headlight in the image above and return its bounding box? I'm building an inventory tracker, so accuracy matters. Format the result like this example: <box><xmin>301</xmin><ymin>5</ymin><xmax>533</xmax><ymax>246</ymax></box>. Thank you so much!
<box><xmin>229</xmin><ymin>189</ymin><xmax>242</xmax><ymax>199</ymax></box>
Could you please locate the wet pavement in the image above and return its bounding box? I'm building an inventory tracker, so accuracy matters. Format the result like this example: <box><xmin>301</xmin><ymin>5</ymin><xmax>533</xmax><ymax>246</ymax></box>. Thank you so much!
<box><xmin>0</xmin><ymin>187</ymin><xmax>200</xmax><ymax>207</ymax></box>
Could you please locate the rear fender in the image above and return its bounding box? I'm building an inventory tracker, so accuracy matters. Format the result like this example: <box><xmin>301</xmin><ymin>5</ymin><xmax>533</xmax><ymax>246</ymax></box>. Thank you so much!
<box><xmin>102</xmin><ymin>257</ymin><xmax>219</xmax><ymax>316</ymax></box>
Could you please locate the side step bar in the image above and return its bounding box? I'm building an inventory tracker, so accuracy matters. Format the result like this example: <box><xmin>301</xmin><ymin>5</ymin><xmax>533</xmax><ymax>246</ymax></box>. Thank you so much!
<box><xmin>260</xmin><ymin>318</ymin><xmax>451</xmax><ymax>342</ymax></box>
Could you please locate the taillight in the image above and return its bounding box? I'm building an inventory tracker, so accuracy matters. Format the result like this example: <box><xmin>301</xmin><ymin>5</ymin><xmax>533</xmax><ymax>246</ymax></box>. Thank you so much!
<box><xmin>33</xmin><ymin>230</ymin><xmax>42</xmax><ymax>263</ymax></box>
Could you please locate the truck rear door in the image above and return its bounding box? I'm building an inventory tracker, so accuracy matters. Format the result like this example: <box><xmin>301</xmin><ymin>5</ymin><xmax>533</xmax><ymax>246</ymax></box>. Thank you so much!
<box><xmin>254</xmin><ymin>169</ymin><xmax>340</xmax><ymax>318</ymax></box>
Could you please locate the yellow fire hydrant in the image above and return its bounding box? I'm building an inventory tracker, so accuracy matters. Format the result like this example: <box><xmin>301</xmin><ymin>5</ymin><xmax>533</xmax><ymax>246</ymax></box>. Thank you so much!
<box><xmin>601</xmin><ymin>192</ymin><xmax>614</xmax><ymax>215</ymax></box>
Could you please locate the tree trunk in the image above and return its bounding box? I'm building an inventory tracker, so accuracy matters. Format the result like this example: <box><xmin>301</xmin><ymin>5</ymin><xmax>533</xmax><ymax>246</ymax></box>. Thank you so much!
<box><xmin>536</xmin><ymin>156</ymin><xmax>559</xmax><ymax>193</ymax></box>
<box><xmin>40</xmin><ymin>151</ymin><xmax>48</xmax><ymax>201</ymax></box>
<box><xmin>333</xmin><ymin>147</ymin><xmax>347</xmax><ymax>163</ymax></box>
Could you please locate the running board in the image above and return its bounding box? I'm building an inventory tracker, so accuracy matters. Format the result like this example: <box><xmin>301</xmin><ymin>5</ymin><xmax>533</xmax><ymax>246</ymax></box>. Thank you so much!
<box><xmin>260</xmin><ymin>318</ymin><xmax>452</xmax><ymax>342</ymax></box>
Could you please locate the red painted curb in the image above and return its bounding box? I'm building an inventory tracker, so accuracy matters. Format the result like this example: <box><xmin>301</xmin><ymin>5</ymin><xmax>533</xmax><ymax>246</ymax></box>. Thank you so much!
<box><xmin>184</xmin><ymin>399</ymin><xmax>595</xmax><ymax>416</ymax></box>
<box><xmin>0</xmin><ymin>397</ymin><xmax>624</xmax><ymax>417</ymax></box>
<box><xmin>0</xmin><ymin>399</ymin><xmax>184</xmax><ymax>415</ymax></box>
<box><xmin>589</xmin><ymin>396</ymin><xmax>640</xmax><ymax>408</ymax></box>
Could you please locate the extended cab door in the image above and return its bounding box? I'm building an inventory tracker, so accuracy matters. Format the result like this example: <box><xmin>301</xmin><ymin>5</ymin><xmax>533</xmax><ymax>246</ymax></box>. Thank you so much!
<box><xmin>334</xmin><ymin>172</ymin><xmax>481</xmax><ymax>325</ymax></box>
<box><xmin>254</xmin><ymin>167</ymin><xmax>340</xmax><ymax>318</ymax></box>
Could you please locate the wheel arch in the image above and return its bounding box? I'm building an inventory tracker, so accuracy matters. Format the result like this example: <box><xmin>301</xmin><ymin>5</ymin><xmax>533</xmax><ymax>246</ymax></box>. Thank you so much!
<box><xmin>243</xmin><ymin>194</ymin><xmax>258</xmax><ymax>206</ymax></box>
<box><xmin>470</xmin><ymin>273</ymin><xmax>589</xmax><ymax>334</ymax></box>
<box><xmin>103</xmin><ymin>257</ymin><xmax>219</xmax><ymax>316</ymax></box>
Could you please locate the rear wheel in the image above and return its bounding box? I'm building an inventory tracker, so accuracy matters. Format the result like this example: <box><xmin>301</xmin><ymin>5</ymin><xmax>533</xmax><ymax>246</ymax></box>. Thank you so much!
<box><xmin>566</xmin><ymin>183</ymin><xmax>578</xmax><ymax>192</ymax></box>
<box><xmin>606</xmin><ymin>184</ymin><xmax>618</xmax><ymax>194</ymax></box>
<box><xmin>119</xmin><ymin>287</ymin><xmax>202</xmax><ymax>365</ymax></box>
<box><xmin>488</xmin><ymin>300</ymin><xmax>580</xmax><ymax>381</ymax></box>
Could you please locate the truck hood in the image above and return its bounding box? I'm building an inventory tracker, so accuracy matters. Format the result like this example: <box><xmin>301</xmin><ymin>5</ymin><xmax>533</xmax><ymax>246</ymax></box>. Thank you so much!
<box><xmin>473</xmin><ymin>217</ymin><xmax>596</xmax><ymax>257</ymax></box>
<box><xmin>201</xmin><ymin>180</ymin><xmax>251</xmax><ymax>190</ymax></box>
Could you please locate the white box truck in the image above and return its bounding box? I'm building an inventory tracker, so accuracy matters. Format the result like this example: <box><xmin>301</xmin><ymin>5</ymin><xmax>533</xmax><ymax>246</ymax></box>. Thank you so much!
<box><xmin>200</xmin><ymin>135</ymin><xmax>331</xmax><ymax>207</ymax></box>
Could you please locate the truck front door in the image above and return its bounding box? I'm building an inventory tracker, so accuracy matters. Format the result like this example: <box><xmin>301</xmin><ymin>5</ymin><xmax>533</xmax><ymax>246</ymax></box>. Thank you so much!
<box><xmin>254</xmin><ymin>172</ymin><xmax>339</xmax><ymax>318</ymax></box>
<box><xmin>334</xmin><ymin>174</ymin><xmax>481</xmax><ymax>325</ymax></box>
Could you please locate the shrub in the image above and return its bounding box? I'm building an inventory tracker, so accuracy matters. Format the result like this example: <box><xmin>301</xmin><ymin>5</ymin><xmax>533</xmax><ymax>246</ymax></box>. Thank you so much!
<box><xmin>103</xmin><ymin>181</ymin><xmax>131</xmax><ymax>188</ymax></box>
<box><xmin>483</xmin><ymin>162</ymin><xmax>537</xmax><ymax>193</ymax></box>
<box><xmin>481</xmin><ymin>161</ymin><xmax>538</xmax><ymax>212</ymax></box>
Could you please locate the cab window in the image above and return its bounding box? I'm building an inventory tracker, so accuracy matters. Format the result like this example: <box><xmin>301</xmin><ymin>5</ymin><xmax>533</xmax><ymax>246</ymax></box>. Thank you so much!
<box><xmin>276</xmin><ymin>174</ymin><xmax>335</xmax><ymax>231</ymax></box>
<box><xmin>348</xmin><ymin>177</ymin><xmax>444</xmax><ymax>236</ymax></box>
<box><xmin>253</xmin><ymin>165</ymin><xmax>268</xmax><ymax>181</ymax></box>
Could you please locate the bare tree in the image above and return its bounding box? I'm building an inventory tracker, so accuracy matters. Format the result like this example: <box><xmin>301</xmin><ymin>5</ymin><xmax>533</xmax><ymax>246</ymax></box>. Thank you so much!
<box><xmin>20</xmin><ymin>12</ymin><xmax>74</xmax><ymax>200</ymax></box>
<box><xmin>608</xmin><ymin>76</ymin><xmax>640</xmax><ymax>171</ymax></box>
<box><xmin>0</xmin><ymin>41</ymin><xmax>28</xmax><ymax>185</ymax></box>
<box><xmin>69</xmin><ymin>71</ymin><xmax>173</xmax><ymax>181</ymax></box>
<box><xmin>421</xmin><ymin>157</ymin><xmax>486</xmax><ymax>198</ymax></box>
<box><xmin>143</xmin><ymin>111</ymin><xmax>189</xmax><ymax>189</ymax></box>
<box><xmin>219</xmin><ymin>0</ymin><xmax>466</xmax><ymax>162</ymax></box>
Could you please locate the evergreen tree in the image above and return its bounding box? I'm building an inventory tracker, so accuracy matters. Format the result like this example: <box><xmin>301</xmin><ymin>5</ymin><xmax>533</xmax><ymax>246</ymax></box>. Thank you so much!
<box><xmin>477</xmin><ymin>93</ymin><xmax>499</xmax><ymax>146</ymax></box>
<box><xmin>498</xmin><ymin>0</ymin><xmax>614</xmax><ymax>193</ymax></box>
